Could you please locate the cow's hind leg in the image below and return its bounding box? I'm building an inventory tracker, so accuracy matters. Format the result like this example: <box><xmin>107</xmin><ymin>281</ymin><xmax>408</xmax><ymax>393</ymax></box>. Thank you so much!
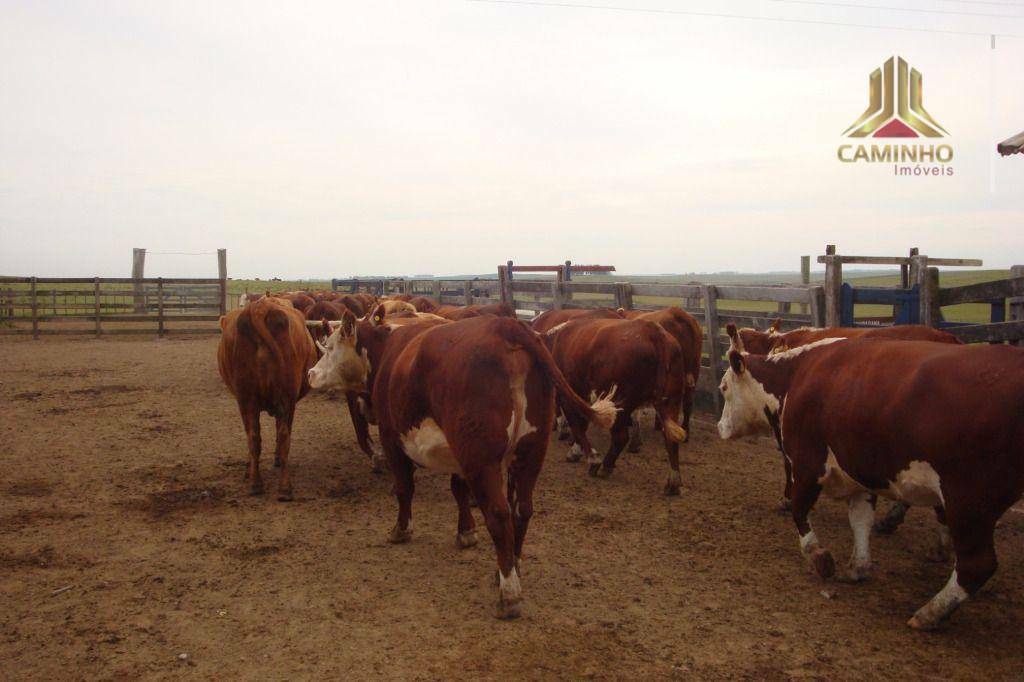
<box><xmin>451</xmin><ymin>475</ymin><xmax>477</xmax><ymax>548</ymax></box>
<box><xmin>593</xmin><ymin>411</ymin><xmax>631</xmax><ymax>478</ymax></box>
<box><xmin>346</xmin><ymin>392</ymin><xmax>384</xmax><ymax>473</ymax></box>
<box><xmin>927</xmin><ymin>506</ymin><xmax>953</xmax><ymax>563</ymax></box>
<box><xmin>909</xmin><ymin>516</ymin><xmax>996</xmax><ymax>630</ymax></box>
<box><xmin>273</xmin><ymin>406</ymin><xmax>296</xmax><ymax>501</ymax></box>
<box><xmin>837</xmin><ymin>492</ymin><xmax>875</xmax><ymax>582</ymax></box>
<box><xmin>627</xmin><ymin>413</ymin><xmax>642</xmax><ymax>453</ymax></box>
<box><xmin>386</xmin><ymin>440</ymin><xmax>415</xmax><ymax>544</ymax></box>
<box><xmin>874</xmin><ymin>501</ymin><xmax>909</xmax><ymax>535</ymax></box>
<box><xmin>239</xmin><ymin>402</ymin><xmax>263</xmax><ymax>495</ymax></box>
<box><xmin>791</xmin><ymin>471</ymin><xmax>834</xmax><ymax>579</ymax></box>
<box><xmin>468</xmin><ymin>464</ymin><xmax>520</xmax><ymax>619</ymax></box>
<box><xmin>563</xmin><ymin>408</ymin><xmax>593</xmax><ymax>464</ymax></box>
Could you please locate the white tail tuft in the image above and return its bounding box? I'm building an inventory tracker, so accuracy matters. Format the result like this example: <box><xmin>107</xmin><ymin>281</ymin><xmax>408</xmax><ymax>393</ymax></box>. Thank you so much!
<box><xmin>588</xmin><ymin>386</ymin><xmax>619</xmax><ymax>430</ymax></box>
<box><xmin>662</xmin><ymin>419</ymin><xmax>687</xmax><ymax>444</ymax></box>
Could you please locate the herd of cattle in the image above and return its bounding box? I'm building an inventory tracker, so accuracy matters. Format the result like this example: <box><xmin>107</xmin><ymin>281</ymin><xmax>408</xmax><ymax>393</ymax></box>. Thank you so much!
<box><xmin>217</xmin><ymin>289</ymin><xmax>1024</xmax><ymax>630</ymax></box>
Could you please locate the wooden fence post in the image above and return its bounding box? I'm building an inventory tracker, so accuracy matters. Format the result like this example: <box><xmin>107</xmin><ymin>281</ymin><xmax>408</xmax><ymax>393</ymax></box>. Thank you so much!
<box><xmin>905</xmin><ymin>247</ymin><xmax>920</xmax><ymax>288</ymax></box>
<box><xmin>550</xmin><ymin>281</ymin><xmax>564</xmax><ymax>310</ymax></box>
<box><xmin>497</xmin><ymin>266</ymin><xmax>512</xmax><ymax>306</ymax></box>
<box><xmin>464</xmin><ymin>281</ymin><xmax>473</xmax><ymax>306</ymax></box>
<box><xmin>157</xmin><ymin>278</ymin><xmax>165</xmax><ymax>337</ymax></box>
<box><xmin>823</xmin><ymin>245</ymin><xmax>842</xmax><ymax>327</ymax></box>
<box><xmin>94</xmin><ymin>277</ymin><xmax>101</xmax><ymax>336</ymax></box>
<box><xmin>132</xmin><ymin>248</ymin><xmax>146</xmax><ymax>314</ymax></box>
<box><xmin>809</xmin><ymin>286</ymin><xmax>826</xmax><ymax>328</ymax></box>
<box><xmin>30</xmin><ymin>277</ymin><xmax>39</xmax><ymax>339</ymax></box>
<box><xmin>217</xmin><ymin>249</ymin><xmax>227</xmax><ymax>312</ymax></box>
<box><xmin>702</xmin><ymin>284</ymin><xmax>722</xmax><ymax>414</ymax></box>
<box><xmin>613</xmin><ymin>282</ymin><xmax>633</xmax><ymax>311</ymax></box>
<box><xmin>1010</xmin><ymin>265</ymin><xmax>1024</xmax><ymax>347</ymax></box>
<box><xmin>918</xmin><ymin>264</ymin><xmax>940</xmax><ymax>327</ymax></box>
<box><xmin>431</xmin><ymin>280</ymin><xmax>442</xmax><ymax>303</ymax></box>
<box><xmin>799</xmin><ymin>255</ymin><xmax>810</xmax><ymax>314</ymax></box>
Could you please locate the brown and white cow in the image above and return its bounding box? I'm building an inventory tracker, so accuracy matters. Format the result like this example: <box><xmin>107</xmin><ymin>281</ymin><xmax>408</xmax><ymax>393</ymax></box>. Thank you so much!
<box><xmin>218</xmin><ymin>297</ymin><xmax>318</xmax><ymax>500</ymax></box>
<box><xmin>739</xmin><ymin>321</ymin><xmax>961</xmax><ymax>529</ymax></box>
<box><xmin>717</xmin><ymin>326</ymin><xmax>1024</xmax><ymax>629</ymax></box>
<box><xmin>307</xmin><ymin>308</ymin><xmax>617</xmax><ymax>618</ymax></box>
<box><xmin>547</xmin><ymin>317</ymin><xmax>688</xmax><ymax>495</ymax></box>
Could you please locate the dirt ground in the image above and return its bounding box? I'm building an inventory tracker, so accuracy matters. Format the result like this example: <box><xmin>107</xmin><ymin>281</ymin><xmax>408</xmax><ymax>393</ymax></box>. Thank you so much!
<box><xmin>3</xmin><ymin>335</ymin><xmax>1024</xmax><ymax>680</ymax></box>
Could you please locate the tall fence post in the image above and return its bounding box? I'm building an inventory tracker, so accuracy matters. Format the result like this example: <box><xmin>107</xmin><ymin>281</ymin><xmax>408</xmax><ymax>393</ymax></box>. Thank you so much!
<box><xmin>30</xmin><ymin>277</ymin><xmax>39</xmax><ymax>339</ymax></box>
<box><xmin>157</xmin><ymin>278</ymin><xmax>165</xmax><ymax>337</ymax></box>
<box><xmin>823</xmin><ymin>244</ymin><xmax>841</xmax><ymax>327</ymax></box>
<box><xmin>94</xmin><ymin>277</ymin><xmax>101</xmax><ymax>336</ymax></box>
<box><xmin>497</xmin><ymin>265</ymin><xmax>512</xmax><ymax>307</ymax></box>
<box><xmin>809</xmin><ymin>286</ymin><xmax>826</xmax><ymax>328</ymax></box>
<box><xmin>905</xmin><ymin>247</ymin><xmax>920</xmax><ymax>288</ymax></box>
<box><xmin>799</xmin><ymin>255</ymin><xmax>810</xmax><ymax>314</ymax></box>
<box><xmin>431</xmin><ymin>280</ymin><xmax>442</xmax><ymax>303</ymax></box>
<box><xmin>132</xmin><ymin>248</ymin><xmax>146</xmax><ymax>314</ymax></box>
<box><xmin>464</xmin><ymin>281</ymin><xmax>473</xmax><ymax>306</ymax></box>
<box><xmin>1010</xmin><ymin>265</ymin><xmax>1024</xmax><ymax>347</ymax></box>
<box><xmin>614</xmin><ymin>282</ymin><xmax>633</xmax><ymax>311</ymax></box>
<box><xmin>918</xmin><ymin>264</ymin><xmax>940</xmax><ymax>327</ymax></box>
<box><xmin>217</xmin><ymin>248</ymin><xmax>227</xmax><ymax>312</ymax></box>
<box><xmin>702</xmin><ymin>284</ymin><xmax>722</xmax><ymax>415</ymax></box>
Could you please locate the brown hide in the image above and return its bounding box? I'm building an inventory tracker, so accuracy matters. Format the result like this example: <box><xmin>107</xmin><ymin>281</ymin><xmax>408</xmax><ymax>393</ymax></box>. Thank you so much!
<box><xmin>217</xmin><ymin>297</ymin><xmax>317</xmax><ymax>499</ymax></box>
<box><xmin>729</xmin><ymin>337</ymin><xmax>1024</xmax><ymax>628</ymax></box>
<box><xmin>738</xmin><ymin>323</ymin><xmax>961</xmax><ymax>355</ymax></box>
<box><xmin>530</xmin><ymin>307</ymin><xmax>622</xmax><ymax>334</ymax></box>
<box><xmin>548</xmin><ymin>317</ymin><xmax>687</xmax><ymax>493</ymax></box>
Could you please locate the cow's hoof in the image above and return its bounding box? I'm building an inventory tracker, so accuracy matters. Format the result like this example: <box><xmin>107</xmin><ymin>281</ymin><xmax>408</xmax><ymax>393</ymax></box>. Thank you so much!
<box><xmin>663</xmin><ymin>482</ymin><xmax>681</xmax><ymax>496</ymax></box>
<box><xmin>248</xmin><ymin>482</ymin><xmax>264</xmax><ymax>496</ymax></box>
<box><xmin>496</xmin><ymin>596</ymin><xmax>522</xmax><ymax>620</ymax></box>
<box><xmin>387</xmin><ymin>526</ymin><xmax>412</xmax><ymax>544</ymax></box>
<box><xmin>370</xmin><ymin>454</ymin><xmax>387</xmax><ymax>475</ymax></box>
<box><xmin>456</xmin><ymin>529</ymin><xmax>478</xmax><ymax>549</ymax></box>
<box><xmin>907</xmin><ymin>614</ymin><xmax>941</xmax><ymax>631</ymax></box>
<box><xmin>276</xmin><ymin>489</ymin><xmax>294</xmax><ymax>502</ymax></box>
<box><xmin>777</xmin><ymin>497</ymin><xmax>792</xmax><ymax>514</ymax></box>
<box><xmin>810</xmin><ymin>548</ymin><xmax>835</xmax><ymax>579</ymax></box>
<box><xmin>836</xmin><ymin>564</ymin><xmax>871</xmax><ymax>583</ymax></box>
<box><xmin>627</xmin><ymin>441</ymin><xmax>641</xmax><ymax>454</ymax></box>
<box><xmin>566</xmin><ymin>445</ymin><xmax>583</xmax><ymax>463</ymax></box>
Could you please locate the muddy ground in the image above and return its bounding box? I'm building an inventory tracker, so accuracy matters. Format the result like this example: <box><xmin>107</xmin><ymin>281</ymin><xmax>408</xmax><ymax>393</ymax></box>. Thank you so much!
<box><xmin>2</xmin><ymin>335</ymin><xmax>1024</xmax><ymax>680</ymax></box>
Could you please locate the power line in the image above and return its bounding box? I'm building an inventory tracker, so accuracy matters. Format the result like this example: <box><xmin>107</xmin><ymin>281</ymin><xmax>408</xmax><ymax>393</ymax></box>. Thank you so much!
<box><xmin>467</xmin><ymin>0</ymin><xmax>1024</xmax><ymax>37</ymax></box>
<box><xmin>764</xmin><ymin>0</ymin><xmax>1024</xmax><ymax>19</ymax></box>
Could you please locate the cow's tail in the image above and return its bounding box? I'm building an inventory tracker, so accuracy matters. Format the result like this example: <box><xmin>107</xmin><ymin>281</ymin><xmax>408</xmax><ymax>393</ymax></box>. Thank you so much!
<box><xmin>647</xmin><ymin>321</ymin><xmax>687</xmax><ymax>444</ymax></box>
<box><xmin>500</xmin><ymin>319</ymin><xmax>618</xmax><ymax>430</ymax></box>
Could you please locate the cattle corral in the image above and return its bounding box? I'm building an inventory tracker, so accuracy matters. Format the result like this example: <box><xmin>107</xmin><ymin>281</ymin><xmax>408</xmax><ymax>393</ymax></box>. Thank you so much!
<box><xmin>4</xmin><ymin>333</ymin><xmax>1024</xmax><ymax>679</ymax></box>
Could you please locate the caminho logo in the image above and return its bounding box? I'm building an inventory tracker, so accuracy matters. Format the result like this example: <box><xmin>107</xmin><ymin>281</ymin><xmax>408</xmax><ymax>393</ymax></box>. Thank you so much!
<box><xmin>837</xmin><ymin>56</ymin><xmax>954</xmax><ymax>175</ymax></box>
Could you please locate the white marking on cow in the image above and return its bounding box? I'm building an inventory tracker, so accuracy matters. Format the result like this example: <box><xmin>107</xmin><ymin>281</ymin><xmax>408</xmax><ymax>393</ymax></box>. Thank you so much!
<box><xmin>499</xmin><ymin>566</ymin><xmax>522</xmax><ymax>604</ymax></box>
<box><xmin>818</xmin><ymin>449</ymin><xmax>867</xmax><ymax>499</ymax></box>
<box><xmin>717</xmin><ymin>370</ymin><xmax>779</xmax><ymax>440</ymax></box>
<box><xmin>847</xmin><ymin>492</ymin><xmax>874</xmax><ymax>574</ymax></box>
<box><xmin>545</xmin><ymin>321</ymin><xmax>569</xmax><ymax>336</ymax></box>
<box><xmin>765</xmin><ymin>336</ymin><xmax>846</xmax><ymax>362</ymax></box>
<box><xmin>888</xmin><ymin>460</ymin><xmax>944</xmax><ymax>508</ymax></box>
<box><xmin>568</xmin><ymin>442</ymin><xmax>582</xmax><ymax>458</ymax></box>
<box><xmin>400</xmin><ymin>418</ymin><xmax>462</xmax><ymax>475</ymax></box>
<box><xmin>799</xmin><ymin>529</ymin><xmax>819</xmax><ymax>556</ymax></box>
<box><xmin>910</xmin><ymin>569</ymin><xmax>969</xmax><ymax>629</ymax></box>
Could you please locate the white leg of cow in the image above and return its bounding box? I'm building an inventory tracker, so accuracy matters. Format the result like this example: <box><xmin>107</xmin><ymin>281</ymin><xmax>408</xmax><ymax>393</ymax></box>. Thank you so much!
<box><xmin>908</xmin><ymin>569</ymin><xmax>969</xmax><ymax>630</ymax></box>
<box><xmin>498</xmin><ymin>566</ymin><xmax>522</xmax><ymax>617</ymax></box>
<box><xmin>557</xmin><ymin>415</ymin><xmax>571</xmax><ymax>441</ymax></box>
<box><xmin>838</xmin><ymin>492</ymin><xmax>873</xmax><ymax>582</ymax></box>
<box><xmin>566</xmin><ymin>441</ymin><xmax>583</xmax><ymax>462</ymax></box>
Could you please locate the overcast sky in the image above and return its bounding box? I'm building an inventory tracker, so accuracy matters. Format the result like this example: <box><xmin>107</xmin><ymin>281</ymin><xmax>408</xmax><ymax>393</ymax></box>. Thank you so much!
<box><xmin>2</xmin><ymin>1</ymin><xmax>1022</xmax><ymax>278</ymax></box>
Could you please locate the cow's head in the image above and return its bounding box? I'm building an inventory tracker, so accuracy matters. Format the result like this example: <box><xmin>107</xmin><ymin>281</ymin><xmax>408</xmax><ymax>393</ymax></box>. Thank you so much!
<box><xmin>717</xmin><ymin>323</ymin><xmax>779</xmax><ymax>440</ymax></box>
<box><xmin>307</xmin><ymin>311</ymin><xmax>371</xmax><ymax>392</ymax></box>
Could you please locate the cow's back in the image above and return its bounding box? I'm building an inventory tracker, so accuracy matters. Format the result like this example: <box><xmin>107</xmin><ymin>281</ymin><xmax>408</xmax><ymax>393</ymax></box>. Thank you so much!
<box><xmin>218</xmin><ymin>298</ymin><xmax>317</xmax><ymax>414</ymax></box>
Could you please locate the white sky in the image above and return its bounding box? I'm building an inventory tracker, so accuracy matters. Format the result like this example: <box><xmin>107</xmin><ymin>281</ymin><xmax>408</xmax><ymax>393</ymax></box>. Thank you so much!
<box><xmin>1</xmin><ymin>1</ymin><xmax>1022</xmax><ymax>278</ymax></box>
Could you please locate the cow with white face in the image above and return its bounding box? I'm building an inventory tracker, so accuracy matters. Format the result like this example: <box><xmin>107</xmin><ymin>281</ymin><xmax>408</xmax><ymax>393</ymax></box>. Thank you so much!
<box><xmin>717</xmin><ymin>322</ymin><xmax>1024</xmax><ymax>630</ymax></box>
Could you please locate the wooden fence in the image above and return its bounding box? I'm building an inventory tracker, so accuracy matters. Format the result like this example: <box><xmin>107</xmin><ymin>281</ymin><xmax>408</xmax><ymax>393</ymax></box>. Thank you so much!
<box><xmin>334</xmin><ymin>273</ymin><xmax>825</xmax><ymax>413</ymax></box>
<box><xmin>0</xmin><ymin>277</ymin><xmax>226</xmax><ymax>337</ymax></box>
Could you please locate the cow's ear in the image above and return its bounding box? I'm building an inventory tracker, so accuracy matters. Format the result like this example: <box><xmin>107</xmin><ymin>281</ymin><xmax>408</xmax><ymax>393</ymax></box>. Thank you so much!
<box><xmin>616</xmin><ymin>307</ymin><xmax>626</xmax><ymax>316</ymax></box>
<box><xmin>725</xmin><ymin>323</ymin><xmax>745</xmax><ymax>353</ymax></box>
<box><xmin>371</xmin><ymin>303</ymin><xmax>387</xmax><ymax>326</ymax></box>
<box><xmin>341</xmin><ymin>310</ymin><xmax>357</xmax><ymax>337</ymax></box>
<box><xmin>768</xmin><ymin>317</ymin><xmax>782</xmax><ymax>334</ymax></box>
<box><xmin>728</xmin><ymin>349</ymin><xmax>746</xmax><ymax>375</ymax></box>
